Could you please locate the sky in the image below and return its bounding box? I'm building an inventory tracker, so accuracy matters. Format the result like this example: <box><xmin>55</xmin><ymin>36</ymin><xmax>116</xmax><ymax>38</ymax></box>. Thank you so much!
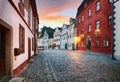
<box><xmin>36</xmin><ymin>0</ymin><xmax>82</xmax><ymax>29</ymax></box>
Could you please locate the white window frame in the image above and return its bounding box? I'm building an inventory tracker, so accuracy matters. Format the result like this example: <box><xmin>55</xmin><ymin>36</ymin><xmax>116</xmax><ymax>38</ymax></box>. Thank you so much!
<box><xmin>103</xmin><ymin>40</ymin><xmax>109</xmax><ymax>47</ymax></box>
<box><xmin>96</xmin><ymin>21</ymin><xmax>100</xmax><ymax>29</ymax></box>
<box><xmin>96</xmin><ymin>1</ymin><xmax>100</xmax><ymax>11</ymax></box>
<box><xmin>82</xmin><ymin>16</ymin><xmax>84</xmax><ymax>22</ymax></box>
<box><xmin>88</xmin><ymin>25</ymin><xmax>91</xmax><ymax>32</ymax></box>
<box><xmin>88</xmin><ymin>9</ymin><xmax>92</xmax><ymax>16</ymax></box>
<box><xmin>78</xmin><ymin>18</ymin><xmax>81</xmax><ymax>23</ymax></box>
<box><xmin>96</xmin><ymin>40</ymin><xmax>100</xmax><ymax>47</ymax></box>
<box><xmin>109</xmin><ymin>15</ymin><xmax>112</xmax><ymax>25</ymax></box>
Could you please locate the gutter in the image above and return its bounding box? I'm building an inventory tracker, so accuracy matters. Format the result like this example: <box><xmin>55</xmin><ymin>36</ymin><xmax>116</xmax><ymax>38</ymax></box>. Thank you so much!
<box><xmin>111</xmin><ymin>0</ymin><xmax>116</xmax><ymax>60</ymax></box>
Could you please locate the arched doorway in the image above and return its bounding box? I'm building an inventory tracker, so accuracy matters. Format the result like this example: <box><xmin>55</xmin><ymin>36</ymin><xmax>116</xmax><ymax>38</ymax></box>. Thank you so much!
<box><xmin>86</xmin><ymin>36</ymin><xmax>91</xmax><ymax>50</ymax></box>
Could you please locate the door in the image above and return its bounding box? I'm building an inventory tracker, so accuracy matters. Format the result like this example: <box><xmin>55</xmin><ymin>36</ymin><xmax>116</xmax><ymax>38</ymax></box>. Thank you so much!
<box><xmin>28</xmin><ymin>38</ymin><xmax>31</xmax><ymax>60</ymax></box>
<box><xmin>0</xmin><ymin>28</ymin><xmax>5</xmax><ymax>78</ymax></box>
<box><xmin>72</xmin><ymin>43</ymin><xmax>74</xmax><ymax>50</ymax></box>
<box><xmin>65</xmin><ymin>43</ymin><xmax>67</xmax><ymax>49</ymax></box>
<box><xmin>86</xmin><ymin>38</ymin><xmax>91</xmax><ymax>50</ymax></box>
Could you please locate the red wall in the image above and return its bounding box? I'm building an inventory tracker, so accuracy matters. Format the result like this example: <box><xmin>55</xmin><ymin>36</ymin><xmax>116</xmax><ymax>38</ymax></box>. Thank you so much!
<box><xmin>76</xmin><ymin>0</ymin><xmax>112</xmax><ymax>54</ymax></box>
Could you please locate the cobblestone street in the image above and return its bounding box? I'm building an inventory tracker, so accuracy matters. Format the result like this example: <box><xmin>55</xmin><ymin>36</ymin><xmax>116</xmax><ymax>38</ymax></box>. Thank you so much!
<box><xmin>19</xmin><ymin>50</ymin><xmax>120</xmax><ymax>82</ymax></box>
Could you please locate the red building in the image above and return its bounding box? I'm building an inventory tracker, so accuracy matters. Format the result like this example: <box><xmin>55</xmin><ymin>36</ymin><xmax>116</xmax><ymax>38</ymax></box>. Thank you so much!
<box><xmin>76</xmin><ymin>0</ymin><xmax>113</xmax><ymax>54</ymax></box>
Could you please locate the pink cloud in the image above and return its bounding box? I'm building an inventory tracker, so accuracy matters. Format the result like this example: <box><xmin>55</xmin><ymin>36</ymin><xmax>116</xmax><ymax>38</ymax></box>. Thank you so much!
<box><xmin>36</xmin><ymin>0</ymin><xmax>82</xmax><ymax>27</ymax></box>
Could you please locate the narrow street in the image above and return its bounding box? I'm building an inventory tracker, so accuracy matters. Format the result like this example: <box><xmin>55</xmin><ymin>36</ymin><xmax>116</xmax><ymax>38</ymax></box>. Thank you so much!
<box><xmin>19</xmin><ymin>50</ymin><xmax>120</xmax><ymax>82</ymax></box>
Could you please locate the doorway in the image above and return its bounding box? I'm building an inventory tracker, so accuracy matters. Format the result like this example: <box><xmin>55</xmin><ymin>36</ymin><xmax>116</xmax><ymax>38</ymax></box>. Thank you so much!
<box><xmin>72</xmin><ymin>43</ymin><xmax>74</xmax><ymax>50</ymax></box>
<box><xmin>0</xmin><ymin>20</ymin><xmax>12</xmax><ymax>80</ymax></box>
<box><xmin>28</xmin><ymin>38</ymin><xmax>31</xmax><ymax>60</ymax></box>
<box><xmin>0</xmin><ymin>28</ymin><xmax>5</xmax><ymax>78</ymax></box>
<box><xmin>86</xmin><ymin>36</ymin><xmax>91</xmax><ymax>50</ymax></box>
<box><xmin>65</xmin><ymin>43</ymin><xmax>67</xmax><ymax>49</ymax></box>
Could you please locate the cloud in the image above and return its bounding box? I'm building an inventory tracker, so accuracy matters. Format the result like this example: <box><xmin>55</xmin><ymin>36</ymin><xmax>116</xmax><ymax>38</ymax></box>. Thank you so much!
<box><xmin>37</xmin><ymin>0</ymin><xmax>82</xmax><ymax>17</ymax></box>
<box><xmin>36</xmin><ymin>0</ymin><xmax>82</xmax><ymax>28</ymax></box>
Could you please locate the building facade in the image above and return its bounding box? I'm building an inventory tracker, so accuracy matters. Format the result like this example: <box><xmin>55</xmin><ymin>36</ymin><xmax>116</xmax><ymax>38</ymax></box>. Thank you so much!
<box><xmin>53</xmin><ymin>27</ymin><xmax>62</xmax><ymax>49</ymax></box>
<box><xmin>76</xmin><ymin>0</ymin><xmax>113</xmax><ymax>54</ymax></box>
<box><xmin>0</xmin><ymin>0</ymin><xmax>39</xmax><ymax>79</ymax></box>
<box><xmin>42</xmin><ymin>30</ymin><xmax>49</xmax><ymax>49</ymax></box>
<box><xmin>38</xmin><ymin>32</ymin><xmax>42</xmax><ymax>47</ymax></box>
<box><xmin>38</xmin><ymin>26</ymin><xmax>55</xmax><ymax>49</ymax></box>
<box><xmin>48</xmin><ymin>38</ymin><xmax>54</xmax><ymax>49</ymax></box>
<box><xmin>113</xmin><ymin>0</ymin><xmax>120</xmax><ymax>60</ymax></box>
<box><xmin>67</xmin><ymin>18</ymin><xmax>76</xmax><ymax>50</ymax></box>
<box><xmin>60</xmin><ymin>24</ymin><xmax>68</xmax><ymax>49</ymax></box>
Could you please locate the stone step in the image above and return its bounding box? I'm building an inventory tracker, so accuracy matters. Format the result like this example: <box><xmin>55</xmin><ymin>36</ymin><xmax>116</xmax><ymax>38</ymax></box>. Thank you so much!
<box><xmin>9</xmin><ymin>77</ymin><xmax>24</xmax><ymax>82</ymax></box>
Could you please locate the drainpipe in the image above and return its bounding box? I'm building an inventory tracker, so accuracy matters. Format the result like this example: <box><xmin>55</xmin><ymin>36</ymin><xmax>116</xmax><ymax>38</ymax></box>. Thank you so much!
<box><xmin>111</xmin><ymin>0</ymin><xmax>116</xmax><ymax>60</ymax></box>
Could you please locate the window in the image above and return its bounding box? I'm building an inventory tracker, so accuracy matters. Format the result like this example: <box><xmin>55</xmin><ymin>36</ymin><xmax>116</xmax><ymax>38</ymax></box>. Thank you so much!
<box><xmin>109</xmin><ymin>15</ymin><xmax>112</xmax><ymax>25</ymax></box>
<box><xmin>20</xmin><ymin>0</ymin><xmax>25</xmax><ymax>5</ymax></box>
<box><xmin>88</xmin><ymin>25</ymin><xmax>91</xmax><ymax>32</ymax></box>
<box><xmin>28</xmin><ymin>0</ymin><xmax>31</xmax><ymax>26</ymax></box>
<box><xmin>109</xmin><ymin>0</ymin><xmax>112</xmax><ymax>3</ymax></box>
<box><xmin>82</xmin><ymin>16</ymin><xmax>84</xmax><ymax>22</ymax></box>
<box><xmin>78</xmin><ymin>18</ymin><xmax>81</xmax><ymax>23</ymax></box>
<box><xmin>96</xmin><ymin>1</ymin><xmax>100</xmax><ymax>11</ymax></box>
<box><xmin>96</xmin><ymin>21</ymin><xmax>100</xmax><ymax>29</ymax></box>
<box><xmin>32</xmin><ymin>14</ymin><xmax>34</xmax><ymax>33</ymax></box>
<box><xmin>32</xmin><ymin>38</ymin><xmax>34</xmax><ymax>51</ymax></box>
<box><xmin>96</xmin><ymin>40</ymin><xmax>100</xmax><ymax>47</ymax></box>
<box><xmin>88</xmin><ymin>9</ymin><xmax>92</xmax><ymax>16</ymax></box>
<box><xmin>103</xmin><ymin>40</ymin><xmax>109</xmax><ymax>47</ymax></box>
<box><xmin>19</xmin><ymin>24</ymin><xmax>25</xmax><ymax>53</ymax></box>
<box><xmin>82</xmin><ymin>28</ymin><xmax>84</xmax><ymax>34</ymax></box>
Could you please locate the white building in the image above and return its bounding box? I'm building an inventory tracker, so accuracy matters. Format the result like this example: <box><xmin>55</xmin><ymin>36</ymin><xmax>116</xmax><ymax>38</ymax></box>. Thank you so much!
<box><xmin>48</xmin><ymin>38</ymin><xmax>54</xmax><ymax>49</ymax></box>
<box><xmin>67</xmin><ymin>18</ymin><xmax>76</xmax><ymax>50</ymax></box>
<box><xmin>53</xmin><ymin>27</ymin><xmax>62</xmax><ymax>49</ymax></box>
<box><xmin>38</xmin><ymin>27</ymin><xmax>55</xmax><ymax>49</ymax></box>
<box><xmin>114</xmin><ymin>0</ymin><xmax>120</xmax><ymax>60</ymax></box>
<box><xmin>38</xmin><ymin>32</ymin><xmax>43</xmax><ymax>47</ymax></box>
<box><xmin>0</xmin><ymin>0</ymin><xmax>39</xmax><ymax>79</ymax></box>
<box><xmin>60</xmin><ymin>24</ymin><xmax>69</xmax><ymax>49</ymax></box>
<box><xmin>42</xmin><ymin>30</ymin><xmax>49</xmax><ymax>49</ymax></box>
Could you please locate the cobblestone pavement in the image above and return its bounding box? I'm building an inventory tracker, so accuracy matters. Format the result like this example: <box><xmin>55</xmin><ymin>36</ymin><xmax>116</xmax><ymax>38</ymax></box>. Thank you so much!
<box><xmin>19</xmin><ymin>50</ymin><xmax>120</xmax><ymax>82</ymax></box>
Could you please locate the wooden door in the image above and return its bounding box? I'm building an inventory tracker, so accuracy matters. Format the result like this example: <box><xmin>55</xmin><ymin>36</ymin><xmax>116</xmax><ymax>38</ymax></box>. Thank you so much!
<box><xmin>0</xmin><ymin>28</ymin><xmax>5</xmax><ymax>78</ymax></box>
<box><xmin>28</xmin><ymin>38</ymin><xmax>31</xmax><ymax>60</ymax></box>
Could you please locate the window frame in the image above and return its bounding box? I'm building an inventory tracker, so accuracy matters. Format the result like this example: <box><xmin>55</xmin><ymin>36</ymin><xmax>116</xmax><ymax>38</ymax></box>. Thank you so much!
<box><xmin>96</xmin><ymin>1</ymin><xmax>100</xmax><ymax>11</ymax></box>
<box><xmin>19</xmin><ymin>24</ymin><xmax>25</xmax><ymax>54</ymax></box>
<box><xmin>88</xmin><ymin>9</ymin><xmax>92</xmax><ymax>16</ymax></box>
<box><xmin>78</xmin><ymin>18</ymin><xmax>81</xmax><ymax>23</ymax></box>
<box><xmin>109</xmin><ymin>15</ymin><xmax>112</xmax><ymax>25</ymax></box>
<box><xmin>82</xmin><ymin>28</ymin><xmax>84</xmax><ymax>34</ymax></box>
<box><xmin>82</xmin><ymin>16</ymin><xmax>84</xmax><ymax>22</ymax></box>
<box><xmin>96</xmin><ymin>21</ymin><xmax>100</xmax><ymax>29</ymax></box>
<box><xmin>103</xmin><ymin>39</ymin><xmax>109</xmax><ymax>47</ymax></box>
<box><xmin>96</xmin><ymin>40</ymin><xmax>100</xmax><ymax>47</ymax></box>
<box><xmin>88</xmin><ymin>25</ymin><xmax>91</xmax><ymax>32</ymax></box>
<box><xmin>32</xmin><ymin>38</ymin><xmax>34</xmax><ymax>51</ymax></box>
<box><xmin>20</xmin><ymin>0</ymin><xmax>25</xmax><ymax>6</ymax></box>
